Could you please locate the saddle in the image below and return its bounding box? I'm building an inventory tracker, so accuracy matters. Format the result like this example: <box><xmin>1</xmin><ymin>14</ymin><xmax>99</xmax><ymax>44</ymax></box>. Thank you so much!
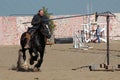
<box><xmin>26</xmin><ymin>27</ymin><xmax>37</xmax><ymax>38</ymax></box>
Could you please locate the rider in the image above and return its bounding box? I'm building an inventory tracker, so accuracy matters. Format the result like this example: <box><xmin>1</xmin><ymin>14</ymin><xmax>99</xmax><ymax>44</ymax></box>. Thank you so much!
<box><xmin>25</xmin><ymin>9</ymin><xmax>49</xmax><ymax>48</ymax></box>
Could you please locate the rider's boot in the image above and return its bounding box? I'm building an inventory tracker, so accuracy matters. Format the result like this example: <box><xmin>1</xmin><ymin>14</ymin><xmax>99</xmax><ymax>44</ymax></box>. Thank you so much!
<box><xmin>25</xmin><ymin>40</ymin><xmax>30</xmax><ymax>48</ymax></box>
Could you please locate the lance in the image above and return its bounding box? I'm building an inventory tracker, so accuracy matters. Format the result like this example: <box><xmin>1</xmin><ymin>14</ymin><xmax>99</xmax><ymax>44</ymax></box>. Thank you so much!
<box><xmin>22</xmin><ymin>11</ymin><xmax>115</xmax><ymax>24</ymax></box>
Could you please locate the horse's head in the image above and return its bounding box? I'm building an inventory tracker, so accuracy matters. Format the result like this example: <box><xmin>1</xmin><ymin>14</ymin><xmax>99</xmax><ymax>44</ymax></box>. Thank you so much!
<box><xmin>41</xmin><ymin>24</ymin><xmax>51</xmax><ymax>39</ymax></box>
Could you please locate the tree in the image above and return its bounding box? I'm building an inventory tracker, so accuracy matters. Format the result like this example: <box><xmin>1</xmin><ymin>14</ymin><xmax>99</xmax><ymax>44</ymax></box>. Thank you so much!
<box><xmin>42</xmin><ymin>7</ymin><xmax>56</xmax><ymax>35</ymax></box>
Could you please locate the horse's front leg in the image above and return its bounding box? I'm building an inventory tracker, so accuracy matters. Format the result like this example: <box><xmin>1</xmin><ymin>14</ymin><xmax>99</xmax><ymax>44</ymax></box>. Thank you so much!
<box><xmin>29</xmin><ymin>49</ymin><xmax>34</xmax><ymax>65</ymax></box>
<box><xmin>29</xmin><ymin>48</ymin><xmax>39</xmax><ymax>65</ymax></box>
<box><xmin>34</xmin><ymin>47</ymin><xmax>45</xmax><ymax>71</ymax></box>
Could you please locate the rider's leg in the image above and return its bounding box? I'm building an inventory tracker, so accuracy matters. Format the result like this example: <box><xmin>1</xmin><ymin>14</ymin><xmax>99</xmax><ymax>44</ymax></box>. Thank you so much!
<box><xmin>25</xmin><ymin>33</ymin><xmax>31</xmax><ymax>48</ymax></box>
<box><xmin>25</xmin><ymin>28</ymin><xmax>36</xmax><ymax>48</ymax></box>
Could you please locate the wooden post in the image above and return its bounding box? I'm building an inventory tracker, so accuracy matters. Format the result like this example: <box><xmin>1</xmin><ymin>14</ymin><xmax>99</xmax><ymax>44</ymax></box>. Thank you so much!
<box><xmin>106</xmin><ymin>15</ymin><xmax>110</xmax><ymax>66</ymax></box>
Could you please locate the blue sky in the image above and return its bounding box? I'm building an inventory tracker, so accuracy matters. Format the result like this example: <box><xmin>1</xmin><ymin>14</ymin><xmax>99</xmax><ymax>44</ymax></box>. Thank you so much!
<box><xmin>0</xmin><ymin>0</ymin><xmax>120</xmax><ymax>16</ymax></box>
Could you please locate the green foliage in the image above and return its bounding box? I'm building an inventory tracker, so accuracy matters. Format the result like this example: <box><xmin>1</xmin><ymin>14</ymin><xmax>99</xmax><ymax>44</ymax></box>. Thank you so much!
<box><xmin>42</xmin><ymin>7</ymin><xmax>56</xmax><ymax>34</ymax></box>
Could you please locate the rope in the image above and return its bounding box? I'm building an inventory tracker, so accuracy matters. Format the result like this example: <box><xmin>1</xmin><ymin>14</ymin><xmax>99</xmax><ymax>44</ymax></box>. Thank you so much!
<box><xmin>89</xmin><ymin>52</ymin><xmax>107</xmax><ymax>65</ymax></box>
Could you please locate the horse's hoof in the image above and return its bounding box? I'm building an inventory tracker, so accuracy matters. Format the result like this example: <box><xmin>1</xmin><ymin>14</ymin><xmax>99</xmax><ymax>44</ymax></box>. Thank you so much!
<box><xmin>17</xmin><ymin>63</ymin><xmax>29</xmax><ymax>71</ymax></box>
<box><xmin>33</xmin><ymin>67</ymin><xmax>41</xmax><ymax>72</ymax></box>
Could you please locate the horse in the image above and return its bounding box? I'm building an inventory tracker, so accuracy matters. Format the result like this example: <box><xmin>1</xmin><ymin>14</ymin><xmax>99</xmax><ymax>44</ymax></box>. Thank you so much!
<box><xmin>17</xmin><ymin>23</ymin><xmax>51</xmax><ymax>71</ymax></box>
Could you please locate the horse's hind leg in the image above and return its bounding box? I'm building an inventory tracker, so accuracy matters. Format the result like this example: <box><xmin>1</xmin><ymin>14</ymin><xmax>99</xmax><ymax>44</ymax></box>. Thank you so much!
<box><xmin>21</xmin><ymin>48</ymin><xmax>28</xmax><ymax>68</ymax></box>
<box><xmin>17</xmin><ymin>49</ymin><xmax>28</xmax><ymax>71</ymax></box>
<box><xmin>21</xmin><ymin>48</ymin><xmax>26</xmax><ymax>61</ymax></box>
<box><xmin>17</xmin><ymin>49</ymin><xmax>23</xmax><ymax>69</ymax></box>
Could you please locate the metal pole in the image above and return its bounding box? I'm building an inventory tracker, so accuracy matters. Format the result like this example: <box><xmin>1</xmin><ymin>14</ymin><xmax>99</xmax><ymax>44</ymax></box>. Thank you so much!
<box><xmin>106</xmin><ymin>15</ymin><xmax>110</xmax><ymax>65</ymax></box>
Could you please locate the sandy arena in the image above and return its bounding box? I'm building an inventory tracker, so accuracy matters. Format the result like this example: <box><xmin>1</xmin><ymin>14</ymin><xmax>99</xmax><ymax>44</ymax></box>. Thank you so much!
<box><xmin>0</xmin><ymin>40</ymin><xmax>120</xmax><ymax>80</ymax></box>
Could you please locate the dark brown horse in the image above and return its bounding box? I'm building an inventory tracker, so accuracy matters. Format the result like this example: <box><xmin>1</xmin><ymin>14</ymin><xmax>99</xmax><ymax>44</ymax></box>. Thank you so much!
<box><xmin>17</xmin><ymin>24</ymin><xmax>51</xmax><ymax>71</ymax></box>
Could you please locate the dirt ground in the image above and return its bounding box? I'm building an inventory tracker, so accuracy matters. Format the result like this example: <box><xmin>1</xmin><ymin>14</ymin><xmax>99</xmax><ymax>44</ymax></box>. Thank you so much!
<box><xmin>0</xmin><ymin>40</ymin><xmax>120</xmax><ymax>80</ymax></box>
